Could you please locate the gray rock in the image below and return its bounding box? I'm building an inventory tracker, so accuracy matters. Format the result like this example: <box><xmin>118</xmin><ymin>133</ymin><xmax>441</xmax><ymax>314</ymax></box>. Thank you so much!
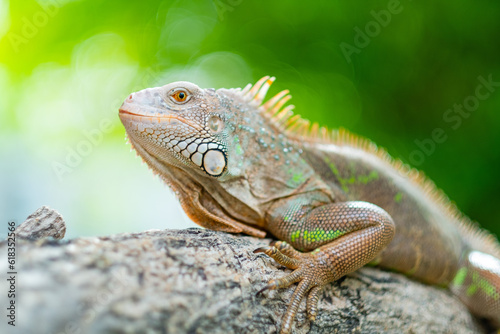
<box><xmin>0</xmin><ymin>219</ymin><xmax>486</xmax><ymax>334</ymax></box>
<box><xmin>14</xmin><ymin>206</ymin><xmax>66</xmax><ymax>240</ymax></box>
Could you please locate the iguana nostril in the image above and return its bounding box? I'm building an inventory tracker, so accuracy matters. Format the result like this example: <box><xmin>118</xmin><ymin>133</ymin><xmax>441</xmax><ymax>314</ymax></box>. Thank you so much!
<box><xmin>127</xmin><ymin>94</ymin><xmax>133</xmax><ymax>101</ymax></box>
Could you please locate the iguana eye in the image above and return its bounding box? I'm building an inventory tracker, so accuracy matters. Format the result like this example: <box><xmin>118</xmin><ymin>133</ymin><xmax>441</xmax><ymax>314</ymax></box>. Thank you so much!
<box><xmin>208</xmin><ymin>115</ymin><xmax>223</xmax><ymax>133</ymax></box>
<box><xmin>170</xmin><ymin>89</ymin><xmax>190</xmax><ymax>103</ymax></box>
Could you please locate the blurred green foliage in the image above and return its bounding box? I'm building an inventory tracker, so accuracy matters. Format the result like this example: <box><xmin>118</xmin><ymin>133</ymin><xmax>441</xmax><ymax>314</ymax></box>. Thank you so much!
<box><xmin>1</xmin><ymin>0</ymin><xmax>499</xmax><ymax>237</ymax></box>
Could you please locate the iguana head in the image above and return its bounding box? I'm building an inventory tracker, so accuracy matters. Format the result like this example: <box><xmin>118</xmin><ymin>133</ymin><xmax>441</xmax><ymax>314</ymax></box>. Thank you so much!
<box><xmin>119</xmin><ymin>80</ymin><xmax>230</xmax><ymax>178</ymax></box>
<box><xmin>119</xmin><ymin>76</ymin><xmax>320</xmax><ymax>236</ymax></box>
<box><xmin>119</xmin><ymin>76</ymin><xmax>300</xmax><ymax>181</ymax></box>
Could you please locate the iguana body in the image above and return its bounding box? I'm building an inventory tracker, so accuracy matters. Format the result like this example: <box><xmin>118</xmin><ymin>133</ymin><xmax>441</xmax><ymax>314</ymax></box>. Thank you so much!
<box><xmin>119</xmin><ymin>76</ymin><xmax>500</xmax><ymax>333</ymax></box>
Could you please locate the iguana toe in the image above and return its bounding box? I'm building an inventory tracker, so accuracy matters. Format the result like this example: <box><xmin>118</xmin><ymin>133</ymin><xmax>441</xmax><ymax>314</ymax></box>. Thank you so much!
<box><xmin>258</xmin><ymin>246</ymin><xmax>334</xmax><ymax>333</ymax></box>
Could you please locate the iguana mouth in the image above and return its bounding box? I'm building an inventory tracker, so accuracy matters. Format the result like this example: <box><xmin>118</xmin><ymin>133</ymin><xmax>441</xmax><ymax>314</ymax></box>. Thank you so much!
<box><xmin>119</xmin><ymin>108</ymin><xmax>203</xmax><ymax>131</ymax></box>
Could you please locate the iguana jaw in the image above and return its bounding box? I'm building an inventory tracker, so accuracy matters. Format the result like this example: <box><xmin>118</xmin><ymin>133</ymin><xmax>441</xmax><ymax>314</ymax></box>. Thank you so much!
<box><xmin>119</xmin><ymin>103</ymin><xmax>203</xmax><ymax>132</ymax></box>
<box><xmin>124</xmin><ymin>133</ymin><xmax>266</xmax><ymax>237</ymax></box>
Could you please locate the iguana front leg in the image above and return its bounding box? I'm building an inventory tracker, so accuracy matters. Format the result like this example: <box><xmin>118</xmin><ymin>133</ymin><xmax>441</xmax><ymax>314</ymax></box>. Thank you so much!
<box><xmin>256</xmin><ymin>200</ymin><xmax>395</xmax><ymax>334</ymax></box>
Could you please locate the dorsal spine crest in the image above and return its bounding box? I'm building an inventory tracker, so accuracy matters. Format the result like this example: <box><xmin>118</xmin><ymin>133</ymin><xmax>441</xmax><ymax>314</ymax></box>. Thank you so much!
<box><xmin>240</xmin><ymin>76</ymin><xmax>500</xmax><ymax>258</ymax></box>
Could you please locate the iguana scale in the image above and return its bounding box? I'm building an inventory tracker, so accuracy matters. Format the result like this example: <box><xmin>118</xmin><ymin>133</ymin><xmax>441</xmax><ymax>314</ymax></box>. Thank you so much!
<box><xmin>119</xmin><ymin>76</ymin><xmax>500</xmax><ymax>333</ymax></box>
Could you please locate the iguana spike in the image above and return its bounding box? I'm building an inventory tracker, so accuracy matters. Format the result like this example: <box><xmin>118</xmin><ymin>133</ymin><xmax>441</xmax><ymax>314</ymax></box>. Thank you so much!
<box><xmin>310</xmin><ymin>123</ymin><xmax>319</xmax><ymax>138</ymax></box>
<box><xmin>241</xmin><ymin>83</ymin><xmax>252</xmax><ymax>95</ymax></box>
<box><xmin>297</xmin><ymin>119</ymin><xmax>311</xmax><ymax>136</ymax></box>
<box><xmin>246</xmin><ymin>76</ymin><xmax>270</xmax><ymax>99</ymax></box>
<box><xmin>285</xmin><ymin>118</ymin><xmax>302</xmax><ymax>132</ymax></box>
<box><xmin>337</xmin><ymin>127</ymin><xmax>348</xmax><ymax>144</ymax></box>
<box><xmin>274</xmin><ymin>105</ymin><xmax>295</xmax><ymax>124</ymax></box>
<box><xmin>320</xmin><ymin>127</ymin><xmax>328</xmax><ymax>141</ymax></box>
<box><xmin>270</xmin><ymin>94</ymin><xmax>292</xmax><ymax>115</ymax></box>
<box><xmin>254</xmin><ymin>76</ymin><xmax>275</xmax><ymax>104</ymax></box>
<box><xmin>285</xmin><ymin>114</ymin><xmax>302</xmax><ymax>128</ymax></box>
<box><xmin>262</xmin><ymin>89</ymin><xmax>290</xmax><ymax>113</ymax></box>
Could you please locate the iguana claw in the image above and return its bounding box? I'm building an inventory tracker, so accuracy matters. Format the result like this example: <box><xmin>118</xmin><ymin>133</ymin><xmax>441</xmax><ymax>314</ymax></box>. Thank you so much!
<box><xmin>255</xmin><ymin>242</ymin><xmax>329</xmax><ymax>334</ymax></box>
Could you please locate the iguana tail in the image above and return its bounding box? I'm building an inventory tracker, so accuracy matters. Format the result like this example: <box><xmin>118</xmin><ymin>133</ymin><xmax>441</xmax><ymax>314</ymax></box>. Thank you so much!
<box><xmin>450</xmin><ymin>249</ymin><xmax>500</xmax><ymax>328</ymax></box>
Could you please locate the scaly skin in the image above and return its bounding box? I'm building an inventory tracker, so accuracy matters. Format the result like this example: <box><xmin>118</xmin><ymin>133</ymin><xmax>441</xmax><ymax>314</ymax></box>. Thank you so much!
<box><xmin>119</xmin><ymin>76</ymin><xmax>500</xmax><ymax>332</ymax></box>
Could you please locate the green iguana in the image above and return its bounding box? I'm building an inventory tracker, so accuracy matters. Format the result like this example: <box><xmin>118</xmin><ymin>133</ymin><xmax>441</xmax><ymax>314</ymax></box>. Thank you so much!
<box><xmin>119</xmin><ymin>76</ymin><xmax>500</xmax><ymax>333</ymax></box>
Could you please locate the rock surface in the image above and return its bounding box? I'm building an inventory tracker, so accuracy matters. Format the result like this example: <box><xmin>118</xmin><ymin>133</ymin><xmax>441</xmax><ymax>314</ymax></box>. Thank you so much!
<box><xmin>0</xmin><ymin>209</ymin><xmax>487</xmax><ymax>334</ymax></box>
<box><xmin>14</xmin><ymin>206</ymin><xmax>66</xmax><ymax>240</ymax></box>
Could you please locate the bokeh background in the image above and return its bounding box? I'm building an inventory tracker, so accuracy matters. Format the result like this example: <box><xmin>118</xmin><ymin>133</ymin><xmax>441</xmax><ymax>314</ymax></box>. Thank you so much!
<box><xmin>1</xmin><ymin>0</ymin><xmax>499</xmax><ymax>238</ymax></box>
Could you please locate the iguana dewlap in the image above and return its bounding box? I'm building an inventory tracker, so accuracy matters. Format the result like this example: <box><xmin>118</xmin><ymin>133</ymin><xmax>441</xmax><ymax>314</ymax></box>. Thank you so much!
<box><xmin>119</xmin><ymin>76</ymin><xmax>500</xmax><ymax>333</ymax></box>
